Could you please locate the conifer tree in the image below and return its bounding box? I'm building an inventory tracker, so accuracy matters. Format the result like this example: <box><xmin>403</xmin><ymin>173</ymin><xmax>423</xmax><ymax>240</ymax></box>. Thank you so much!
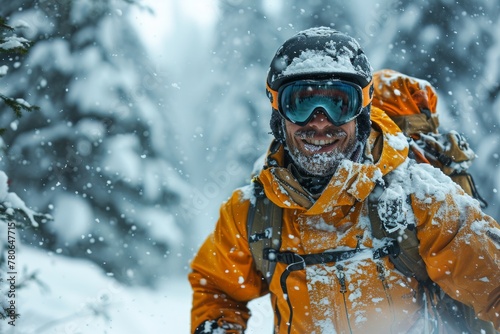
<box><xmin>0</xmin><ymin>1</ymin><xmax>189</xmax><ymax>285</ymax></box>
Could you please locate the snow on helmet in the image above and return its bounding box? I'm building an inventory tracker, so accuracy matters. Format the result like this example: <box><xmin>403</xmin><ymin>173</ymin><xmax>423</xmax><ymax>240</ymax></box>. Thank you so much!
<box><xmin>267</xmin><ymin>27</ymin><xmax>373</xmax><ymax>145</ymax></box>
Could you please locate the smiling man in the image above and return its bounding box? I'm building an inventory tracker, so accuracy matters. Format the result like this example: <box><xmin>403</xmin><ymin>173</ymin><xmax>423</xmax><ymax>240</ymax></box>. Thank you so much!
<box><xmin>189</xmin><ymin>27</ymin><xmax>500</xmax><ymax>334</ymax></box>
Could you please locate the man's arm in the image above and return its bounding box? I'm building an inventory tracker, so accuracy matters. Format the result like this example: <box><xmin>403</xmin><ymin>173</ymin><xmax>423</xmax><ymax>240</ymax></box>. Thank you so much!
<box><xmin>411</xmin><ymin>164</ymin><xmax>500</xmax><ymax>329</ymax></box>
<box><xmin>189</xmin><ymin>190</ymin><xmax>268</xmax><ymax>333</ymax></box>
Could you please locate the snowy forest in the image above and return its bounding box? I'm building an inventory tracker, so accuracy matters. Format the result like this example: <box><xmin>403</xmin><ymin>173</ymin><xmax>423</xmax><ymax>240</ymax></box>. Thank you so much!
<box><xmin>0</xmin><ymin>0</ymin><xmax>499</xmax><ymax>333</ymax></box>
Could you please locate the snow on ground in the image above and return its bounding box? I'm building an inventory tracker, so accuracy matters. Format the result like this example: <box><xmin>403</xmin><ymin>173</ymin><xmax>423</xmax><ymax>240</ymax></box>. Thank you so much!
<box><xmin>2</xmin><ymin>246</ymin><xmax>273</xmax><ymax>333</ymax></box>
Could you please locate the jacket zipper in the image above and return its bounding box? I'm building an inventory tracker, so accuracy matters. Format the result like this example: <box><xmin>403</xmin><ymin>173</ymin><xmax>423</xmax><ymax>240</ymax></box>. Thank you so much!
<box><xmin>335</xmin><ymin>265</ymin><xmax>353</xmax><ymax>334</ymax></box>
<box><xmin>273</xmin><ymin>172</ymin><xmax>316</xmax><ymax>204</ymax></box>
<box><xmin>376</xmin><ymin>262</ymin><xmax>397</xmax><ymax>333</ymax></box>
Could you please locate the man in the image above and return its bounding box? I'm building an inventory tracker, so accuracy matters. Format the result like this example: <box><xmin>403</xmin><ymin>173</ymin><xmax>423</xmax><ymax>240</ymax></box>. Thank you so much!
<box><xmin>189</xmin><ymin>27</ymin><xmax>500</xmax><ymax>333</ymax></box>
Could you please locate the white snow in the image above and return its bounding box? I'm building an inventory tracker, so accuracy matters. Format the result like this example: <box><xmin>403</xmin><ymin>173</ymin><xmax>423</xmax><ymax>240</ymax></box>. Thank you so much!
<box><xmin>275</xmin><ymin>27</ymin><xmax>372</xmax><ymax>83</ymax></box>
<box><xmin>385</xmin><ymin>132</ymin><xmax>409</xmax><ymax>151</ymax></box>
<box><xmin>0</xmin><ymin>36</ymin><xmax>29</xmax><ymax>50</ymax></box>
<box><xmin>239</xmin><ymin>183</ymin><xmax>257</xmax><ymax>205</ymax></box>
<box><xmin>0</xmin><ymin>246</ymin><xmax>273</xmax><ymax>333</ymax></box>
<box><xmin>283</xmin><ymin>49</ymin><xmax>356</xmax><ymax>76</ymax></box>
<box><xmin>0</xmin><ymin>171</ymin><xmax>40</xmax><ymax>227</ymax></box>
<box><xmin>0</xmin><ymin>65</ymin><xmax>8</xmax><ymax>77</ymax></box>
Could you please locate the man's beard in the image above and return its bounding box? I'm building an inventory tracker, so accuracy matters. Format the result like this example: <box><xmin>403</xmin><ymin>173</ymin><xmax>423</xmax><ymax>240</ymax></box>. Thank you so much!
<box><xmin>285</xmin><ymin>127</ymin><xmax>361</xmax><ymax>177</ymax></box>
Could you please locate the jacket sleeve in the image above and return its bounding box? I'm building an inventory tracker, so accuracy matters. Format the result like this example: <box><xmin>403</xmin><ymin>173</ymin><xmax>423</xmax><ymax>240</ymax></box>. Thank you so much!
<box><xmin>411</xmin><ymin>164</ymin><xmax>500</xmax><ymax>329</ymax></box>
<box><xmin>188</xmin><ymin>189</ymin><xmax>268</xmax><ymax>333</ymax></box>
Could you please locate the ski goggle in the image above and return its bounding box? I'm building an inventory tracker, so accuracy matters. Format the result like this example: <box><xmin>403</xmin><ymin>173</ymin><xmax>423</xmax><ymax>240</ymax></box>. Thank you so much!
<box><xmin>267</xmin><ymin>79</ymin><xmax>373</xmax><ymax>126</ymax></box>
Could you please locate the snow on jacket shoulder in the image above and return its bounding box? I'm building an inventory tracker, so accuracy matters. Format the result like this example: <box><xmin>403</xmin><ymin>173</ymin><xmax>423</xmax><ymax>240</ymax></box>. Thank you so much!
<box><xmin>188</xmin><ymin>106</ymin><xmax>500</xmax><ymax>333</ymax></box>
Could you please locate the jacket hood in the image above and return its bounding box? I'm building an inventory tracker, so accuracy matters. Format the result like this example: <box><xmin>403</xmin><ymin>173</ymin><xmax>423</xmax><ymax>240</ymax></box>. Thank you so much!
<box><xmin>257</xmin><ymin>106</ymin><xmax>409</xmax><ymax>213</ymax></box>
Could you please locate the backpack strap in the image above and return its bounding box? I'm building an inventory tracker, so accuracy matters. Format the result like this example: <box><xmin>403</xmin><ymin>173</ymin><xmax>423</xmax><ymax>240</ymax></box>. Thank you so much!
<box><xmin>449</xmin><ymin>172</ymin><xmax>488</xmax><ymax>208</ymax></box>
<box><xmin>368</xmin><ymin>180</ymin><xmax>430</xmax><ymax>283</ymax></box>
<box><xmin>247</xmin><ymin>179</ymin><xmax>283</xmax><ymax>285</ymax></box>
<box><xmin>369</xmin><ymin>177</ymin><xmax>498</xmax><ymax>333</ymax></box>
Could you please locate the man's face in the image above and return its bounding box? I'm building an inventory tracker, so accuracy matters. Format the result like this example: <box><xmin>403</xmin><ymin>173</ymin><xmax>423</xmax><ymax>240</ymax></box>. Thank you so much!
<box><xmin>284</xmin><ymin>109</ymin><xmax>359</xmax><ymax>177</ymax></box>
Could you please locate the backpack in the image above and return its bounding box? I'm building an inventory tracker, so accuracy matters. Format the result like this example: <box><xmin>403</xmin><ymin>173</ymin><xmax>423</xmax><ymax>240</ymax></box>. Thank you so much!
<box><xmin>247</xmin><ymin>69</ymin><xmax>495</xmax><ymax>333</ymax></box>
<box><xmin>371</xmin><ymin>69</ymin><xmax>487</xmax><ymax>208</ymax></box>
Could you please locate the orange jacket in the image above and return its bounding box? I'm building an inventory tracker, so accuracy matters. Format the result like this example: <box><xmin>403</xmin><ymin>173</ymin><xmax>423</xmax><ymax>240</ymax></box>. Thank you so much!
<box><xmin>189</xmin><ymin>107</ymin><xmax>500</xmax><ymax>333</ymax></box>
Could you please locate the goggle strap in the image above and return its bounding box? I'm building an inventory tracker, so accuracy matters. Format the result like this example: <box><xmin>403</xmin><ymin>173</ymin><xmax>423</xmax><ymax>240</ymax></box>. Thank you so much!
<box><xmin>361</xmin><ymin>79</ymin><xmax>373</xmax><ymax>108</ymax></box>
<box><xmin>266</xmin><ymin>82</ymin><xmax>279</xmax><ymax>111</ymax></box>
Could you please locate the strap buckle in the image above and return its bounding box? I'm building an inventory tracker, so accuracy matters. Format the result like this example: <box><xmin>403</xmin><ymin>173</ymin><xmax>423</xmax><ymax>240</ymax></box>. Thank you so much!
<box><xmin>373</xmin><ymin>239</ymin><xmax>400</xmax><ymax>259</ymax></box>
<box><xmin>263</xmin><ymin>248</ymin><xmax>278</xmax><ymax>262</ymax></box>
<box><xmin>264</xmin><ymin>248</ymin><xmax>304</xmax><ymax>265</ymax></box>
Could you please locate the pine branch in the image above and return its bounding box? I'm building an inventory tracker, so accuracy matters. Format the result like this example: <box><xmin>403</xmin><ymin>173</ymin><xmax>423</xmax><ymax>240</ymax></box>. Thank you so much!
<box><xmin>0</xmin><ymin>16</ymin><xmax>40</xmax><ymax>135</ymax></box>
<box><xmin>0</xmin><ymin>94</ymin><xmax>40</xmax><ymax>117</ymax></box>
<box><xmin>0</xmin><ymin>204</ymin><xmax>52</xmax><ymax>229</ymax></box>
<box><xmin>0</xmin><ymin>17</ymin><xmax>13</xmax><ymax>31</ymax></box>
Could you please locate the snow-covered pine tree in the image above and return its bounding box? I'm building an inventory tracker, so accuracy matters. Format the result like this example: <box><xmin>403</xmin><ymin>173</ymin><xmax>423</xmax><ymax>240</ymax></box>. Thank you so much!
<box><xmin>167</xmin><ymin>1</ymin><xmax>276</xmax><ymax>243</ymax></box>
<box><xmin>0</xmin><ymin>18</ymin><xmax>50</xmax><ymax>328</ymax></box>
<box><xmin>0</xmin><ymin>0</ymin><xmax>190</xmax><ymax>285</ymax></box>
<box><xmin>192</xmin><ymin>1</ymin><xmax>273</xmax><ymax>183</ymax></box>
<box><xmin>0</xmin><ymin>16</ymin><xmax>39</xmax><ymax>135</ymax></box>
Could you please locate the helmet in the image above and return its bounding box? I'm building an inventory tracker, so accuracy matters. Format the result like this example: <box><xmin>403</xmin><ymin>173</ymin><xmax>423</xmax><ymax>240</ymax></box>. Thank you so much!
<box><xmin>267</xmin><ymin>27</ymin><xmax>372</xmax><ymax>90</ymax></box>
<box><xmin>267</xmin><ymin>27</ymin><xmax>373</xmax><ymax>144</ymax></box>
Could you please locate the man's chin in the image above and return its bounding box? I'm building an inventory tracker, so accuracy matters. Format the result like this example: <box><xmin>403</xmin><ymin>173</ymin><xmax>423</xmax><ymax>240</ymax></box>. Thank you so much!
<box><xmin>289</xmin><ymin>150</ymin><xmax>343</xmax><ymax>177</ymax></box>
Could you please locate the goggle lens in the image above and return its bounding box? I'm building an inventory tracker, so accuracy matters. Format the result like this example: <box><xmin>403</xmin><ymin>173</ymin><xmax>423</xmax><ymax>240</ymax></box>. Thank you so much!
<box><xmin>279</xmin><ymin>80</ymin><xmax>363</xmax><ymax>126</ymax></box>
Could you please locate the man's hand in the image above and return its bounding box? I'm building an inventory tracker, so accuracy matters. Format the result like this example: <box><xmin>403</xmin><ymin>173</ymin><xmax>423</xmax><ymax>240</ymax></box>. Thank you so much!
<box><xmin>194</xmin><ymin>319</ymin><xmax>244</xmax><ymax>334</ymax></box>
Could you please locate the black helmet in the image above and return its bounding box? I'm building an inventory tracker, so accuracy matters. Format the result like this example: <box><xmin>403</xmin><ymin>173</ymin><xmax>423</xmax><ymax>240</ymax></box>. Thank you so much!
<box><xmin>267</xmin><ymin>27</ymin><xmax>373</xmax><ymax>144</ymax></box>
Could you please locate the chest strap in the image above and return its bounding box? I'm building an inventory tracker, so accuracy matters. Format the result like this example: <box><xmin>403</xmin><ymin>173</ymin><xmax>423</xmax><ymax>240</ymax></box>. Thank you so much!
<box><xmin>264</xmin><ymin>239</ymin><xmax>400</xmax><ymax>267</ymax></box>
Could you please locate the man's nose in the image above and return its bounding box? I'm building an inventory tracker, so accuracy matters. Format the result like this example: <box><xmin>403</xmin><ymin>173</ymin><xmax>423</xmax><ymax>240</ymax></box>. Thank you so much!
<box><xmin>307</xmin><ymin>108</ymin><xmax>332</xmax><ymax>128</ymax></box>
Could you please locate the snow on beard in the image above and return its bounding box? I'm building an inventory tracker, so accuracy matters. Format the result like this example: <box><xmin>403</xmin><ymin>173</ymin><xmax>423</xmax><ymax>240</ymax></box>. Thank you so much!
<box><xmin>283</xmin><ymin>122</ymin><xmax>360</xmax><ymax>177</ymax></box>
